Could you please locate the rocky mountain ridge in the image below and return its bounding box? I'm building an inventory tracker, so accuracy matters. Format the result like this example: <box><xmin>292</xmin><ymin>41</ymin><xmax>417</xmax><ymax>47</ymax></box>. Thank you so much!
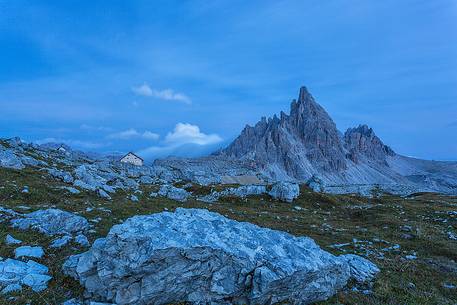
<box><xmin>217</xmin><ymin>86</ymin><xmax>457</xmax><ymax>195</ymax></box>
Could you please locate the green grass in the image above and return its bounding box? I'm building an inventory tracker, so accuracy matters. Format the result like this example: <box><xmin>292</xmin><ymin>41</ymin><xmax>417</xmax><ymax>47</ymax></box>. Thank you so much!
<box><xmin>0</xmin><ymin>167</ymin><xmax>456</xmax><ymax>304</ymax></box>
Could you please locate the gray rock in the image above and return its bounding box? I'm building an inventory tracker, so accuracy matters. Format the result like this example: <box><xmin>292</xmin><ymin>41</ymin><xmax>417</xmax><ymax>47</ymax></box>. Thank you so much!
<box><xmin>306</xmin><ymin>175</ymin><xmax>324</xmax><ymax>192</ymax></box>
<box><xmin>442</xmin><ymin>282</ymin><xmax>456</xmax><ymax>289</ymax></box>
<box><xmin>11</xmin><ymin>208</ymin><xmax>89</xmax><ymax>236</ymax></box>
<box><xmin>1</xmin><ymin>283</ymin><xmax>22</xmax><ymax>294</ymax></box>
<box><xmin>60</xmin><ymin>186</ymin><xmax>81</xmax><ymax>194</ymax></box>
<box><xmin>224</xmin><ymin>185</ymin><xmax>266</xmax><ymax>198</ymax></box>
<box><xmin>62</xmin><ymin>299</ymin><xmax>83</xmax><ymax>305</ymax></box>
<box><xmin>339</xmin><ymin>254</ymin><xmax>380</xmax><ymax>283</ymax></box>
<box><xmin>130</xmin><ymin>195</ymin><xmax>139</xmax><ymax>202</ymax></box>
<box><xmin>50</xmin><ymin>235</ymin><xmax>72</xmax><ymax>248</ymax></box>
<box><xmin>199</xmin><ymin>185</ymin><xmax>267</xmax><ymax>203</ymax></box>
<box><xmin>15</xmin><ymin>246</ymin><xmax>44</xmax><ymax>259</ymax></box>
<box><xmin>75</xmin><ymin>234</ymin><xmax>90</xmax><ymax>247</ymax></box>
<box><xmin>0</xmin><ymin>149</ymin><xmax>24</xmax><ymax>170</ymax></box>
<box><xmin>48</xmin><ymin>168</ymin><xmax>74</xmax><ymax>183</ymax></box>
<box><xmin>97</xmin><ymin>189</ymin><xmax>111</xmax><ymax>200</ymax></box>
<box><xmin>268</xmin><ymin>182</ymin><xmax>300</xmax><ymax>202</ymax></box>
<box><xmin>0</xmin><ymin>258</ymin><xmax>52</xmax><ymax>292</ymax></box>
<box><xmin>158</xmin><ymin>185</ymin><xmax>190</xmax><ymax>202</ymax></box>
<box><xmin>139</xmin><ymin>175</ymin><xmax>154</xmax><ymax>184</ymax></box>
<box><xmin>63</xmin><ymin>208</ymin><xmax>371</xmax><ymax>305</ymax></box>
<box><xmin>5</xmin><ymin>234</ymin><xmax>22</xmax><ymax>245</ymax></box>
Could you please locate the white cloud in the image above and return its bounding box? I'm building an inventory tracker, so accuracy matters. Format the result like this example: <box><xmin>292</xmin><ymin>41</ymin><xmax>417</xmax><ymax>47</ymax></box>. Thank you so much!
<box><xmin>131</xmin><ymin>83</ymin><xmax>191</xmax><ymax>104</ymax></box>
<box><xmin>165</xmin><ymin>123</ymin><xmax>222</xmax><ymax>145</ymax></box>
<box><xmin>142</xmin><ymin>131</ymin><xmax>160</xmax><ymax>140</ymax></box>
<box><xmin>131</xmin><ymin>83</ymin><xmax>153</xmax><ymax>97</ymax></box>
<box><xmin>80</xmin><ymin>124</ymin><xmax>112</xmax><ymax>132</ymax></box>
<box><xmin>137</xmin><ymin>123</ymin><xmax>223</xmax><ymax>159</ymax></box>
<box><xmin>108</xmin><ymin>128</ymin><xmax>160</xmax><ymax>140</ymax></box>
<box><xmin>35</xmin><ymin>138</ymin><xmax>109</xmax><ymax>149</ymax></box>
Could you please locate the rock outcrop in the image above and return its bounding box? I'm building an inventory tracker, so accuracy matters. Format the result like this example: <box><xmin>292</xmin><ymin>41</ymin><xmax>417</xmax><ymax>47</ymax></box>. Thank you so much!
<box><xmin>158</xmin><ymin>185</ymin><xmax>190</xmax><ymax>202</ymax></box>
<box><xmin>11</xmin><ymin>209</ymin><xmax>89</xmax><ymax>236</ymax></box>
<box><xmin>268</xmin><ymin>182</ymin><xmax>300</xmax><ymax>202</ymax></box>
<box><xmin>63</xmin><ymin>208</ymin><xmax>378</xmax><ymax>305</ymax></box>
<box><xmin>0</xmin><ymin>259</ymin><xmax>52</xmax><ymax>293</ymax></box>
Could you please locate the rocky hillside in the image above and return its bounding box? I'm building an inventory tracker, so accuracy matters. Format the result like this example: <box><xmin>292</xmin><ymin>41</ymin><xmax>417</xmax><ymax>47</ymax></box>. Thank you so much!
<box><xmin>1</xmin><ymin>161</ymin><xmax>456</xmax><ymax>304</ymax></box>
<box><xmin>217</xmin><ymin>87</ymin><xmax>457</xmax><ymax>195</ymax></box>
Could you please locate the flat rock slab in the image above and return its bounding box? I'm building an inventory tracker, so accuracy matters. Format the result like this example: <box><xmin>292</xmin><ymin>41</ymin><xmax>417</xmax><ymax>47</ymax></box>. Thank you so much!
<box><xmin>63</xmin><ymin>208</ymin><xmax>377</xmax><ymax>305</ymax></box>
<box><xmin>11</xmin><ymin>208</ymin><xmax>89</xmax><ymax>236</ymax></box>
<box><xmin>0</xmin><ymin>259</ymin><xmax>51</xmax><ymax>292</ymax></box>
<box><xmin>15</xmin><ymin>246</ymin><xmax>44</xmax><ymax>259</ymax></box>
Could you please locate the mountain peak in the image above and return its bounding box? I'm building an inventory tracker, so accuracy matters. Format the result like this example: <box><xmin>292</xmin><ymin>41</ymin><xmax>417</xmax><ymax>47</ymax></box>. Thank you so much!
<box><xmin>219</xmin><ymin>86</ymin><xmax>348</xmax><ymax>175</ymax></box>
<box><xmin>298</xmin><ymin>86</ymin><xmax>311</xmax><ymax>102</ymax></box>
<box><xmin>344</xmin><ymin>125</ymin><xmax>395</xmax><ymax>164</ymax></box>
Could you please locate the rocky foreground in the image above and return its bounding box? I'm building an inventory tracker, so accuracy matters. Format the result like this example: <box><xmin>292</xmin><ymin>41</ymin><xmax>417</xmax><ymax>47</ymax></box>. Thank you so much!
<box><xmin>63</xmin><ymin>208</ymin><xmax>377</xmax><ymax>304</ymax></box>
<box><xmin>0</xmin><ymin>157</ymin><xmax>457</xmax><ymax>304</ymax></box>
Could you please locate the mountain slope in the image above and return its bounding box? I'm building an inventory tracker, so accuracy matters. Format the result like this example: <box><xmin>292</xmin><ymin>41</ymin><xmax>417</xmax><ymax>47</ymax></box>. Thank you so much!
<box><xmin>218</xmin><ymin>87</ymin><xmax>457</xmax><ymax>194</ymax></box>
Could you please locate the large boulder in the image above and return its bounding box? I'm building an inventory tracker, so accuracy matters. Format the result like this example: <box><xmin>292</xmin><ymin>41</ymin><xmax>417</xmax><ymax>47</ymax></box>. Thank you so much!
<box><xmin>11</xmin><ymin>208</ymin><xmax>89</xmax><ymax>236</ymax></box>
<box><xmin>0</xmin><ymin>148</ymin><xmax>24</xmax><ymax>170</ymax></box>
<box><xmin>198</xmin><ymin>185</ymin><xmax>267</xmax><ymax>203</ymax></box>
<box><xmin>48</xmin><ymin>168</ymin><xmax>74</xmax><ymax>183</ymax></box>
<box><xmin>158</xmin><ymin>185</ymin><xmax>190</xmax><ymax>202</ymax></box>
<box><xmin>0</xmin><ymin>258</ymin><xmax>52</xmax><ymax>293</ymax></box>
<box><xmin>63</xmin><ymin>208</ymin><xmax>376</xmax><ymax>305</ymax></box>
<box><xmin>268</xmin><ymin>182</ymin><xmax>300</xmax><ymax>202</ymax></box>
<box><xmin>339</xmin><ymin>254</ymin><xmax>380</xmax><ymax>283</ymax></box>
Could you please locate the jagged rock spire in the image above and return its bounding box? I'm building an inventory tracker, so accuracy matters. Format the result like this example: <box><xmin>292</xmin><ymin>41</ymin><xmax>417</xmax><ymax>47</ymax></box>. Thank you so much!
<box><xmin>219</xmin><ymin>86</ymin><xmax>348</xmax><ymax>175</ymax></box>
<box><xmin>298</xmin><ymin>86</ymin><xmax>310</xmax><ymax>102</ymax></box>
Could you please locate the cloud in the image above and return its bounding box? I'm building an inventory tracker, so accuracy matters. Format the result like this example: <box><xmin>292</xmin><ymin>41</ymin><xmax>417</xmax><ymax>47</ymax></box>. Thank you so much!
<box><xmin>165</xmin><ymin>123</ymin><xmax>222</xmax><ymax>145</ymax></box>
<box><xmin>137</xmin><ymin>123</ymin><xmax>223</xmax><ymax>159</ymax></box>
<box><xmin>108</xmin><ymin>128</ymin><xmax>160</xmax><ymax>140</ymax></box>
<box><xmin>80</xmin><ymin>124</ymin><xmax>112</xmax><ymax>132</ymax></box>
<box><xmin>34</xmin><ymin>137</ymin><xmax>109</xmax><ymax>149</ymax></box>
<box><xmin>142</xmin><ymin>130</ymin><xmax>160</xmax><ymax>140</ymax></box>
<box><xmin>131</xmin><ymin>83</ymin><xmax>191</xmax><ymax>104</ymax></box>
<box><xmin>131</xmin><ymin>83</ymin><xmax>153</xmax><ymax>97</ymax></box>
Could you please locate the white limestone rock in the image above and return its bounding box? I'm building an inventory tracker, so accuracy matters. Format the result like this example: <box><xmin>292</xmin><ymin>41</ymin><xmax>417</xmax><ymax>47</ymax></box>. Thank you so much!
<box><xmin>97</xmin><ymin>189</ymin><xmax>111</xmax><ymax>200</ymax></box>
<box><xmin>11</xmin><ymin>208</ymin><xmax>89</xmax><ymax>236</ymax></box>
<box><xmin>199</xmin><ymin>185</ymin><xmax>267</xmax><ymax>203</ymax></box>
<box><xmin>15</xmin><ymin>246</ymin><xmax>44</xmax><ymax>259</ymax></box>
<box><xmin>48</xmin><ymin>168</ymin><xmax>74</xmax><ymax>183</ymax></box>
<box><xmin>50</xmin><ymin>235</ymin><xmax>73</xmax><ymax>248</ymax></box>
<box><xmin>0</xmin><ymin>149</ymin><xmax>24</xmax><ymax>170</ymax></box>
<box><xmin>62</xmin><ymin>208</ymin><xmax>374</xmax><ymax>305</ymax></box>
<box><xmin>158</xmin><ymin>185</ymin><xmax>190</xmax><ymax>202</ymax></box>
<box><xmin>1</xmin><ymin>283</ymin><xmax>22</xmax><ymax>294</ymax></box>
<box><xmin>268</xmin><ymin>182</ymin><xmax>300</xmax><ymax>202</ymax></box>
<box><xmin>5</xmin><ymin>234</ymin><xmax>22</xmax><ymax>245</ymax></box>
<box><xmin>339</xmin><ymin>254</ymin><xmax>380</xmax><ymax>283</ymax></box>
<box><xmin>75</xmin><ymin>234</ymin><xmax>90</xmax><ymax>247</ymax></box>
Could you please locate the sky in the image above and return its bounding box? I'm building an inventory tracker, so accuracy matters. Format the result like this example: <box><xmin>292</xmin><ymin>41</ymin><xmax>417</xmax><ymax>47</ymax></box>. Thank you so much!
<box><xmin>0</xmin><ymin>0</ymin><xmax>456</xmax><ymax>161</ymax></box>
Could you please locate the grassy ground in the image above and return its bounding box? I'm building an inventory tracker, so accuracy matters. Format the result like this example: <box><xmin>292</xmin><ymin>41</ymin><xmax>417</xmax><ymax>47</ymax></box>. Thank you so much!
<box><xmin>0</xmin><ymin>166</ymin><xmax>456</xmax><ymax>304</ymax></box>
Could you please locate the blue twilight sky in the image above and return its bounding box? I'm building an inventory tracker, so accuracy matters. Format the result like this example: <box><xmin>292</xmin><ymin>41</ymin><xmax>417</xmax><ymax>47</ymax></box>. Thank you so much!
<box><xmin>0</xmin><ymin>0</ymin><xmax>456</xmax><ymax>160</ymax></box>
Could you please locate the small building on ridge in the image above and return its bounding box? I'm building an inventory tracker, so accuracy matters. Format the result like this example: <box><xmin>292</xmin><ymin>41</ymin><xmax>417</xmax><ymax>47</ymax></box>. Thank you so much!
<box><xmin>120</xmin><ymin>152</ymin><xmax>144</xmax><ymax>166</ymax></box>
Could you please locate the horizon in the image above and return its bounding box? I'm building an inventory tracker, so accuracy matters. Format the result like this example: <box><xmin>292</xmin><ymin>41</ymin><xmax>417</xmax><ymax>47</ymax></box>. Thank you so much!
<box><xmin>1</xmin><ymin>1</ymin><xmax>456</xmax><ymax>161</ymax></box>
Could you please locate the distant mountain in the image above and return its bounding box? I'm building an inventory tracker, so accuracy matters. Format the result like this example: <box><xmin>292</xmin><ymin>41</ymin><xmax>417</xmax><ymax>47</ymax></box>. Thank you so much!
<box><xmin>217</xmin><ymin>87</ymin><xmax>457</xmax><ymax>194</ymax></box>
